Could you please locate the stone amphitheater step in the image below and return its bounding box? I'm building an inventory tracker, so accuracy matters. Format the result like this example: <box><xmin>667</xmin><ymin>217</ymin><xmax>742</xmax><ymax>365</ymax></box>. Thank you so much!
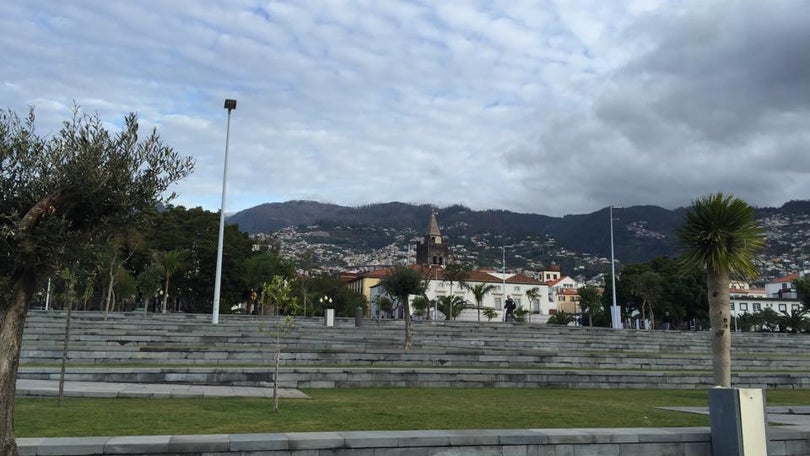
<box><xmin>19</xmin><ymin>311</ymin><xmax>810</xmax><ymax>390</ymax></box>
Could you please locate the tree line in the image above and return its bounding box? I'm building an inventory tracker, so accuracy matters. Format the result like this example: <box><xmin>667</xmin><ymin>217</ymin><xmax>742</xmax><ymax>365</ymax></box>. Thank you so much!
<box><xmin>34</xmin><ymin>205</ymin><xmax>366</xmax><ymax>318</ymax></box>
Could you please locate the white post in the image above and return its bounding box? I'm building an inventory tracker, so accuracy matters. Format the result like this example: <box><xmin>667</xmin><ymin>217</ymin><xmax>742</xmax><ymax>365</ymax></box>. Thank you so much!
<box><xmin>502</xmin><ymin>246</ymin><xmax>506</xmax><ymax>317</ymax></box>
<box><xmin>213</xmin><ymin>99</ymin><xmax>237</xmax><ymax>325</ymax></box>
<box><xmin>45</xmin><ymin>278</ymin><xmax>51</xmax><ymax>311</ymax></box>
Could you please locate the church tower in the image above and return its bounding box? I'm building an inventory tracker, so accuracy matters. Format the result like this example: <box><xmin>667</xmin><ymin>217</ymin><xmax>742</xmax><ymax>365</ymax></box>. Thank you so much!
<box><xmin>416</xmin><ymin>210</ymin><xmax>448</xmax><ymax>266</ymax></box>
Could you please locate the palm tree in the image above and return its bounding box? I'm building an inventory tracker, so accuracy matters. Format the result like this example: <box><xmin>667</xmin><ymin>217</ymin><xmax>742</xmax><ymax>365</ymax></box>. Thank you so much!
<box><xmin>546</xmin><ymin>311</ymin><xmax>575</xmax><ymax>326</ymax></box>
<box><xmin>779</xmin><ymin>308</ymin><xmax>808</xmax><ymax>333</ymax></box>
<box><xmin>379</xmin><ymin>265</ymin><xmax>428</xmax><ymax>349</ymax></box>
<box><xmin>437</xmin><ymin>295</ymin><xmax>467</xmax><ymax>320</ymax></box>
<box><xmin>443</xmin><ymin>262</ymin><xmax>470</xmax><ymax>321</ymax></box>
<box><xmin>526</xmin><ymin>287</ymin><xmax>541</xmax><ymax>314</ymax></box>
<box><xmin>676</xmin><ymin>193</ymin><xmax>764</xmax><ymax>387</ymax></box>
<box><xmin>468</xmin><ymin>283</ymin><xmax>497</xmax><ymax>322</ymax></box>
<box><xmin>577</xmin><ymin>285</ymin><xmax>601</xmax><ymax>327</ymax></box>
<box><xmin>156</xmin><ymin>249</ymin><xmax>184</xmax><ymax>313</ymax></box>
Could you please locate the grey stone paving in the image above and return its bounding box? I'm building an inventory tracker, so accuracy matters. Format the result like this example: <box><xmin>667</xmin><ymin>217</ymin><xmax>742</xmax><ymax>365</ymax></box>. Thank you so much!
<box><xmin>15</xmin><ymin>379</ymin><xmax>310</xmax><ymax>399</ymax></box>
<box><xmin>660</xmin><ymin>406</ymin><xmax>810</xmax><ymax>427</ymax></box>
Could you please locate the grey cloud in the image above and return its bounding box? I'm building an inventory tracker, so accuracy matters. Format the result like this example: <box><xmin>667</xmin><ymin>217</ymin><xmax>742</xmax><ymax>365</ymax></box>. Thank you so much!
<box><xmin>507</xmin><ymin>0</ymin><xmax>810</xmax><ymax>215</ymax></box>
<box><xmin>4</xmin><ymin>0</ymin><xmax>809</xmax><ymax>218</ymax></box>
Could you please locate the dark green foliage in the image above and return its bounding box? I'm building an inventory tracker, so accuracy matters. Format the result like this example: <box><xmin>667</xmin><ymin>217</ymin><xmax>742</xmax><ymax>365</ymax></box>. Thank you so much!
<box><xmin>577</xmin><ymin>285</ymin><xmax>603</xmax><ymax>327</ymax></box>
<box><xmin>297</xmin><ymin>274</ymin><xmax>366</xmax><ymax>318</ymax></box>
<box><xmin>779</xmin><ymin>308</ymin><xmax>808</xmax><ymax>333</ymax></box>
<box><xmin>794</xmin><ymin>277</ymin><xmax>810</xmax><ymax>309</ymax></box>
<box><xmin>546</xmin><ymin>311</ymin><xmax>575</xmax><ymax>325</ymax></box>
<box><xmin>436</xmin><ymin>295</ymin><xmax>467</xmax><ymax>320</ymax></box>
<box><xmin>617</xmin><ymin>257</ymin><xmax>708</xmax><ymax>329</ymax></box>
<box><xmin>379</xmin><ymin>265</ymin><xmax>428</xmax><ymax>349</ymax></box>
<box><xmin>482</xmin><ymin>307</ymin><xmax>498</xmax><ymax>321</ymax></box>
<box><xmin>1</xmin><ymin>107</ymin><xmax>194</xmax><ymax>456</ymax></box>
<box><xmin>676</xmin><ymin>193</ymin><xmax>765</xmax><ymax>277</ymax></box>
<box><xmin>133</xmin><ymin>206</ymin><xmax>255</xmax><ymax>313</ymax></box>
<box><xmin>411</xmin><ymin>296</ymin><xmax>430</xmax><ymax>318</ymax></box>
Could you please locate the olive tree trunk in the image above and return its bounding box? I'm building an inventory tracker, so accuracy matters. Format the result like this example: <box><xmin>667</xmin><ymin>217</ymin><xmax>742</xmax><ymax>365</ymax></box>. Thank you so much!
<box><xmin>0</xmin><ymin>279</ymin><xmax>34</xmax><ymax>456</ymax></box>
<box><xmin>708</xmin><ymin>269</ymin><xmax>732</xmax><ymax>387</ymax></box>
<box><xmin>402</xmin><ymin>297</ymin><xmax>413</xmax><ymax>350</ymax></box>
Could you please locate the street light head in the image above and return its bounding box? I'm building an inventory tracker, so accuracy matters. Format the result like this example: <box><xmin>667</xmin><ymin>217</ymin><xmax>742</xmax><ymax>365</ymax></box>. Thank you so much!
<box><xmin>224</xmin><ymin>99</ymin><xmax>237</xmax><ymax>110</ymax></box>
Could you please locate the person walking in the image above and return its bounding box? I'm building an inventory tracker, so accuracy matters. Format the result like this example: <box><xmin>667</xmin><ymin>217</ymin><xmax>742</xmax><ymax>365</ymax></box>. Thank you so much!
<box><xmin>504</xmin><ymin>295</ymin><xmax>516</xmax><ymax>322</ymax></box>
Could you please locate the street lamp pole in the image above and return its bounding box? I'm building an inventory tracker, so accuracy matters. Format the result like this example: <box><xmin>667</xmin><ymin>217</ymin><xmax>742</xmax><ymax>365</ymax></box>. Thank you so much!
<box><xmin>610</xmin><ymin>206</ymin><xmax>622</xmax><ymax>329</ymax></box>
<box><xmin>213</xmin><ymin>99</ymin><xmax>237</xmax><ymax>325</ymax></box>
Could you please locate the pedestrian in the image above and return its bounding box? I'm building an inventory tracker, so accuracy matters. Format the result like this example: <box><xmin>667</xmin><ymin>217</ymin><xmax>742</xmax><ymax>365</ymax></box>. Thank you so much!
<box><xmin>504</xmin><ymin>295</ymin><xmax>516</xmax><ymax>322</ymax></box>
<box><xmin>663</xmin><ymin>312</ymin><xmax>672</xmax><ymax>330</ymax></box>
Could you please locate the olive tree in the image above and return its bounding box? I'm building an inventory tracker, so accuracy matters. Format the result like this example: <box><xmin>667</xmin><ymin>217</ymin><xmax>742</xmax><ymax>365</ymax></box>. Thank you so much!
<box><xmin>379</xmin><ymin>265</ymin><xmax>427</xmax><ymax>349</ymax></box>
<box><xmin>0</xmin><ymin>108</ymin><xmax>193</xmax><ymax>455</ymax></box>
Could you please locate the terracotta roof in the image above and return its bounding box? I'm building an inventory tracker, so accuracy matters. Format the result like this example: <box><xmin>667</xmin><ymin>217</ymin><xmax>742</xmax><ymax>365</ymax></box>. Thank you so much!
<box><xmin>346</xmin><ymin>266</ymin><xmax>544</xmax><ymax>287</ymax></box>
<box><xmin>338</xmin><ymin>272</ymin><xmax>360</xmax><ymax>283</ymax></box>
<box><xmin>547</xmin><ymin>276</ymin><xmax>571</xmax><ymax>287</ymax></box>
<box><xmin>770</xmin><ymin>273</ymin><xmax>799</xmax><ymax>284</ymax></box>
<box><xmin>505</xmin><ymin>274</ymin><xmax>545</xmax><ymax>286</ymax></box>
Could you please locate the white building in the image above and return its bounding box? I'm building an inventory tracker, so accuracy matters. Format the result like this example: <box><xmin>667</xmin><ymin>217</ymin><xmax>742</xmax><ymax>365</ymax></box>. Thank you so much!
<box><xmin>729</xmin><ymin>273</ymin><xmax>803</xmax><ymax>325</ymax></box>
<box><xmin>369</xmin><ymin>265</ymin><xmax>552</xmax><ymax>321</ymax></box>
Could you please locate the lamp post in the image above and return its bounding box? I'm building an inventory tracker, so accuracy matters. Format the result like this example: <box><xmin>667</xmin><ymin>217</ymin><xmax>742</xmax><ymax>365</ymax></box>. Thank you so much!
<box><xmin>610</xmin><ymin>206</ymin><xmax>622</xmax><ymax>329</ymax></box>
<box><xmin>212</xmin><ymin>99</ymin><xmax>237</xmax><ymax>325</ymax></box>
<box><xmin>320</xmin><ymin>295</ymin><xmax>334</xmax><ymax>327</ymax></box>
<box><xmin>502</xmin><ymin>245</ymin><xmax>506</xmax><ymax>310</ymax></box>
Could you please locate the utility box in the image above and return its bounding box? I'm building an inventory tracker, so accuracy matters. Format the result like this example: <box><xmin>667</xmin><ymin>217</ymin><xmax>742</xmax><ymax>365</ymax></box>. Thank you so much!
<box><xmin>324</xmin><ymin>308</ymin><xmax>335</xmax><ymax>327</ymax></box>
<box><xmin>709</xmin><ymin>387</ymin><xmax>768</xmax><ymax>456</ymax></box>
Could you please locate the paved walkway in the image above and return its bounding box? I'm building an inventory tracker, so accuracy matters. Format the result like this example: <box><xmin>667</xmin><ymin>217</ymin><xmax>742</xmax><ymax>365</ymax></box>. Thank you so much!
<box><xmin>661</xmin><ymin>406</ymin><xmax>810</xmax><ymax>428</ymax></box>
<box><xmin>16</xmin><ymin>379</ymin><xmax>310</xmax><ymax>399</ymax></box>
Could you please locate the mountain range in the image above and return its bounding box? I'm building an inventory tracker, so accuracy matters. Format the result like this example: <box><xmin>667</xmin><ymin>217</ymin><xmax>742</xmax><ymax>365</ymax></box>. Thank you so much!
<box><xmin>227</xmin><ymin>200</ymin><xmax>810</xmax><ymax>280</ymax></box>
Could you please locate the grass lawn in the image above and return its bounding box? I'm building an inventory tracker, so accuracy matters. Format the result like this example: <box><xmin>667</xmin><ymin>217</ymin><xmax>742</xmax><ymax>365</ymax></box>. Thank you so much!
<box><xmin>16</xmin><ymin>388</ymin><xmax>810</xmax><ymax>438</ymax></box>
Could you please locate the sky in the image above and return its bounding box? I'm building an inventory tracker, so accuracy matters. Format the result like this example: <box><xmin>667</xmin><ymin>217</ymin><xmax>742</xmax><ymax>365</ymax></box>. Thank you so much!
<box><xmin>2</xmin><ymin>1</ymin><xmax>809</xmax><ymax>217</ymax></box>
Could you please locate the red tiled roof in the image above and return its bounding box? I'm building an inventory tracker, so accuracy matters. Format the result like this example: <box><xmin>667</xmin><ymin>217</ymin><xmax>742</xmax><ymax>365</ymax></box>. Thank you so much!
<box><xmin>505</xmin><ymin>274</ymin><xmax>544</xmax><ymax>285</ymax></box>
<box><xmin>547</xmin><ymin>276</ymin><xmax>571</xmax><ymax>287</ymax></box>
<box><xmin>770</xmin><ymin>273</ymin><xmax>799</xmax><ymax>284</ymax></box>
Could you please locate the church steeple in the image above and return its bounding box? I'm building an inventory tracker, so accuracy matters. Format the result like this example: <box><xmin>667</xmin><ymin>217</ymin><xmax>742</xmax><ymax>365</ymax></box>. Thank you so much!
<box><xmin>427</xmin><ymin>210</ymin><xmax>441</xmax><ymax>243</ymax></box>
<box><xmin>416</xmin><ymin>210</ymin><xmax>448</xmax><ymax>266</ymax></box>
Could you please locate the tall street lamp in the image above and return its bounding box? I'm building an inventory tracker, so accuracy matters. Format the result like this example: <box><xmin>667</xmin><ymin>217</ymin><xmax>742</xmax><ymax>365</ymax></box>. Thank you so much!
<box><xmin>213</xmin><ymin>99</ymin><xmax>237</xmax><ymax>325</ymax></box>
<box><xmin>610</xmin><ymin>206</ymin><xmax>623</xmax><ymax>329</ymax></box>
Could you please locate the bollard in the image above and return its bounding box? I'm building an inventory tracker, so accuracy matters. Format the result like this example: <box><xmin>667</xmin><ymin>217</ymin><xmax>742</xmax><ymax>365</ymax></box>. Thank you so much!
<box><xmin>355</xmin><ymin>307</ymin><xmax>363</xmax><ymax>327</ymax></box>
<box><xmin>324</xmin><ymin>308</ymin><xmax>335</xmax><ymax>327</ymax></box>
<box><xmin>709</xmin><ymin>387</ymin><xmax>768</xmax><ymax>455</ymax></box>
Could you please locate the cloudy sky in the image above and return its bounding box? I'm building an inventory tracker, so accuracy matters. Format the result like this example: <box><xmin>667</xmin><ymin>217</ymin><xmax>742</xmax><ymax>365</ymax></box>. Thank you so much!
<box><xmin>2</xmin><ymin>1</ymin><xmax>808</xmax><ymax>217</ymax></box>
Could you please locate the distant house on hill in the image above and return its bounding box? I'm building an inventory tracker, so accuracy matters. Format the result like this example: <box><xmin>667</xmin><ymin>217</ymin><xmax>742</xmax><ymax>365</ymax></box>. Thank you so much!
<box><xmin>728</xmin><ymin>272</ymin><xmax>804</xmax><ymax>326</ymax></box>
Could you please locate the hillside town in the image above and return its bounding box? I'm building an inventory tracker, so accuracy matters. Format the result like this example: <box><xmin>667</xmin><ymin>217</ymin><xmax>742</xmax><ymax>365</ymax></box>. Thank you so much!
<box><xmin>254</xmin><ymin>211</ymin><xmax>808</xmax><ymax>326</ymax></box>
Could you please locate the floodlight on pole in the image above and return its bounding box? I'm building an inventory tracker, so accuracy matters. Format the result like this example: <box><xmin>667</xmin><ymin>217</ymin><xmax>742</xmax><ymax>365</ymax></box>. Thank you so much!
<box><xmin>213</xmin><ymin>99</ymin><xmax>237</xmax><ymax>325</ymax></box>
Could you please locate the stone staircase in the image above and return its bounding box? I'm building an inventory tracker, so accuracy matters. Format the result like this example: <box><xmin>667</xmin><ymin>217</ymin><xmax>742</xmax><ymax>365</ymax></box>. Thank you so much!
<box><xmin>17</xmin><ymin>310</ymin><xmax>810</xmax><ymax>389</ymax></box>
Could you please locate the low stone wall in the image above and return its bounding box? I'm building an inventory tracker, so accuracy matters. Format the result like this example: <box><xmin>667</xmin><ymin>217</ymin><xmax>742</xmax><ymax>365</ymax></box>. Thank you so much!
<box><xmin>15</xmin><ymin>427</ymin><xmax>810</xmax><ymax>455</ymax></box>
<box><xmin>17</xmin><ymin>366</ymin><xmax>810</xmax><ymax>390</ymax></box>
